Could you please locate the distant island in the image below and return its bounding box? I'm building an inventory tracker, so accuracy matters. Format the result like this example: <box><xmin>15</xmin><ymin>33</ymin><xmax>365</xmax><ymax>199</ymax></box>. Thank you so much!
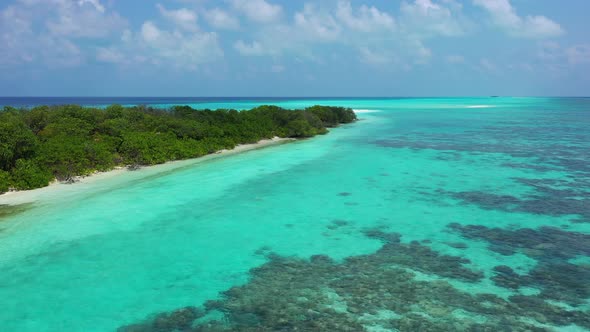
<box><xmin>0</xmin><ymin>104</ymin><xmax>356</xmax><ymax>194</ymax></box>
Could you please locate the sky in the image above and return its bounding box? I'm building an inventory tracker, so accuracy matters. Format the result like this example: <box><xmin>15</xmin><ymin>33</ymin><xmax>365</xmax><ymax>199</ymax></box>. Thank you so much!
<box><xmin>0</xmin><ymin>0</ymin><xmax>589</xmax><ymax>96</ymax></box>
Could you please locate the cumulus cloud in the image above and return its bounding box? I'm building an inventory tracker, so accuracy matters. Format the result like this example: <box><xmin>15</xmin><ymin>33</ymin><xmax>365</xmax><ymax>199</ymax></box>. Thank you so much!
<box><xmin>43</xmin><ymin>0</ymin><xmax>126</xmax><ymax>38</ymax></box>
<box><xmin>78</xmin><ymin>0</ymin><xmax>104</xmax><ymax>13</ymax></box>
<box><xmin>473</xmin><ymin>0</ymin><xmax>564</xmax><ymax>38</ymax></box>
<box><xmin>294</xmin><ymin>4</ymin><xmax>341</xmax><ymax>41</ymax></box>
<box><xmin>110</xmin><ymin>20</ymin><xmax>223</xmax><ymax>69</ymax></box>
<box><xmin>359</xmin><ymin>47</ymin><xmax>392</xmax><ymax>65</ymax></box>
<box><xmin>90</xmin><ymin>4</ymin><xmax>223</xmax><ymax>69</ymax></box>
<box><xmin>336</xmin><ymin>1</ymin><xmax>395</xmax><ymax>32</ymax></box>
<box><xmin>96</xmin><ymin>47</ymin><xmax>125</xmax><ymax>63</ymax></box>
<box><xmin>2</xmin><ymin>0</ymin><xmax>576</xmax><ymax>75</ymax></box>
<box><xmin>39</xmin><ymin>36</ymin><xmax>83</xmax><ymax>67</ymax></box>
<box><xmin>156</xmin><ymin>4</ymin><xmax>198</xmax><ymax>32</ymax></box>
<box><xmin>141</xmin><ymin>21</ymin><xmax>162</xmax><ymax>43</ymax></box>
<box><xmin>0</xmin><ymin>5</ymin><xmax>34</xmax><ymax>66</ymax></box>
<box><xmin>0</xmin><ymin>0</ymin><xmax>125</xmax><ymax>67</ymax></box>
<box><xmin>204</xmin><ymin>8</ymin><xmax>239</xmax><ymax>30</ymax></box>
<box><xmin>232</xmin><ymin>0</ymin><xmax>282</xmax><ymax>23</ymax></box>
<box><xmin>231</xmin><ymin>1</ymin><xmax>442</xmax><ymax>67</ymax></box>
<box><xmin>400</xmin><ymin>0</ymin><xmax>465</xmax><ymax>37</ymax></box>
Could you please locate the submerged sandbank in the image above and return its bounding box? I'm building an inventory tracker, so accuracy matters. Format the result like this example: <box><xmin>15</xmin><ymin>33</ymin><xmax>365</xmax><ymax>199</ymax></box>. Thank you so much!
<box><xmin>0</xmin><ymin>137</ymin><xmax>293</xmax><ymax>206</ymax></box>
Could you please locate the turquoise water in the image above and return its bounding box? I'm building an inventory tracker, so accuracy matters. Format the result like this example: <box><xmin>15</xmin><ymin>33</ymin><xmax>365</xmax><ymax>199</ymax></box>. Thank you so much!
<box><xmin>0</xmin><ymin>98</ymin><xmax>589</xmax><ymax>331</ymax></box>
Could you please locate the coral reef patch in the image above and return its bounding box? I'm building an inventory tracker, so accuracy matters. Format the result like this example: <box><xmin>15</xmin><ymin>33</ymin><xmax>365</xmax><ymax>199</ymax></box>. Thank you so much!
<box><xmin>442</xmin><ymin>186</ymin><xmax>590</xmax><ymax>223</ymax></box>
<box><xmin>450</xmin><ymin>223</ymin><xmax>590</xmax><ymax>307</ymax></box>
<box><xmin>118</xmin><ymin>230</ymin><xmax>589</xmax><ymax>331</ymax></box>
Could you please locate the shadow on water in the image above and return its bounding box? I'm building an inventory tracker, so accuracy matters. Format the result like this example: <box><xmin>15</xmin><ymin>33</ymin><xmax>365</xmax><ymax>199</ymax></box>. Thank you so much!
<box><xmin>0</xmin><ymin>203</ymin><xmax>34</xmax><ymax>222</ymax></box>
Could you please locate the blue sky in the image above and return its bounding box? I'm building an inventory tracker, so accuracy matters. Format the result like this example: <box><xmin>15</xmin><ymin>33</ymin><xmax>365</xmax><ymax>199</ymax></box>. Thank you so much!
<box><xmin>1</xmin><ymin>0</ymin><xmax>589</xmax><ymax>96</ymax></box>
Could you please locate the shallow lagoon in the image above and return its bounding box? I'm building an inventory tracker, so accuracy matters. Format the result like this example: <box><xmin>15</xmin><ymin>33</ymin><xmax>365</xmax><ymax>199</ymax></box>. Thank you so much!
<box><xmin>0</xmin><ymin>98</ymin><xmax>589</xmax><ymax>331</ymax></box>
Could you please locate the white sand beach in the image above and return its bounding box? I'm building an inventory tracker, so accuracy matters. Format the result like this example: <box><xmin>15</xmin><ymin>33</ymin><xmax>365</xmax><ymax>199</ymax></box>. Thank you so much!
<box><xmin>0</xmin><ymin>137</ymin><xmax>293</xmax><ymax>206</ymax></box>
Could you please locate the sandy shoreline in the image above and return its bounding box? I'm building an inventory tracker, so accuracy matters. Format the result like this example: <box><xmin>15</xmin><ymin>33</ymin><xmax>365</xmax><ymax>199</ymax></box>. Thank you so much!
<box><xmin>0</xmin><ymin>109</ymin><xmax>366</xmax><ymax>206</ymax></box>
<box><xmin>0</xmin><ymin>137</ymin><xmax>293</xmax><ymax>206</ymax></box>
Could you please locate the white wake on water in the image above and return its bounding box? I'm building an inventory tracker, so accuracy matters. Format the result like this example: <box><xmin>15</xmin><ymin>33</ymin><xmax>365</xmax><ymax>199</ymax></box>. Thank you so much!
<box><xmin>353</xmin><ymin>109</ymin><xmax>381</xmax><ymax>113</ymax></box>
<box><xmin>466</xmin><ymin>105</ymin><xmax>495</xmax><ymax>108</ymax></box>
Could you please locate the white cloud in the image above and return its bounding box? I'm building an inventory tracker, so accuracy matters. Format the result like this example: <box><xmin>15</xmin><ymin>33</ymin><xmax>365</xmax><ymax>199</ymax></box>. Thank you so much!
<box><xmin>93</xmin><ymin>3</ymin><xmax>222</xmax><ymax>69</ymax></box>
<box><xmin>96</xmin><ymin>47</ymin><xmax>125</xmax><ymax>63</ymax></box>
<box><xmin>4</xmin><ymin>0</ymin><xmax>573</xmax><ymax>75</ymax></box>
<box><xmin>78</xmin><ymin>0</ymin><xmax>104</xmax><ymax>13</ymax></box>
<box><xmin>534</xmin><ymin>42</ymin><xmax>590</xmax><ymax>72</ymax></box>
<box><xmin>204</xmin><ymin>8</ymin><xmax>239</xmax><ymax>30</ymax></box>
<box><xmin>231</xmin><ymin>1</ymin><xmax>439</xmax><ymax>67</ymax></box>
<box><xmin>0</xmin><ymin>5</ymin><xmax>33</xmax><ymax>66</ymax></box>
<box><xmin>335</xmin><ymin>1</ymin><xmax>395</xmax><ymax>32</ymax></box>
<box><xmin>38</xmin><ymin>36</ymin><xmax>83</xmax><ymax>67</ymax></box>
<box><xmin>400</xmin><ymin>0</ymin><xmax>465</xmax><ymax>37</ymax></box>
<box><xmin>0</xmin><ymin>0</ymin><xmax>126</xmax><ymax>67</ymax></box>
<box><xmin>473</xmin><ymin>0</ymin><xmax>564</xmax><ymax>38</ymax></box>
<box><xmin>45</xmin><ymin>0</ymin><xmax>126</xmax><ymax>38</ymax></box>
<box><xmin>232</xmin><ymin>0</ymin><xmax>282</xmax><ymax>23</ymax></box>
<box><xmin>131</xmin><ymin>21</ymin><xmax>223</xmax><ymax>68</ymax></box>
<box><xmin>294</xmin><ymin>4</ymin><xmax>341</xmax><ymax>41</ymax></box>
<box><xmin>234</xmin><ymin>40</ymin><xmax>266</xmax><ymax>56</ymax></box>
<box><xmin>408</xmin><ymin>39</ymin><xmax>432</xmax><ymax>64</ymax></box>
<box><xmin>141</xmin><ymin>21</ymin><xmax>161</xmax><ymax>43</ymax></box>
<box><xmin>156</xmin><ymin>4</ymin><xmax>198</xmax><ymax>32</ymax></box>
<box><xmin>359</xmin><ymin>47</ymin><xmax>392</xmax><ymax>65</ymax></box>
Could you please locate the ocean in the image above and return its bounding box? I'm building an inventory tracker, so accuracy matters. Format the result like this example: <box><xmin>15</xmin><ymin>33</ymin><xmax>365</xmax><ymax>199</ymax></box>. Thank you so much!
<box><xmin>0</xmin><ymin>97</ymin><xmax>589</xmax><ymax>331</ymax></box>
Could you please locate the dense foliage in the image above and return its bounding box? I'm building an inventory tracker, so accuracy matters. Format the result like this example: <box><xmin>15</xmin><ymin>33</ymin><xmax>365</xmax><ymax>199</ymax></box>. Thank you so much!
<box><xmin>0</xmin><ymin>104</ymin><xmax>356</xmax><ymax>193</ymax></box>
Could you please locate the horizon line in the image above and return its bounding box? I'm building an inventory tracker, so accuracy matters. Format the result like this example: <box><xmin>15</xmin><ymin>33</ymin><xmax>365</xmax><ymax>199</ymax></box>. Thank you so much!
<box><xmin>1</xmin><ymin>96</ymin><xmax>589</xmax><ymax>99</ymax></box>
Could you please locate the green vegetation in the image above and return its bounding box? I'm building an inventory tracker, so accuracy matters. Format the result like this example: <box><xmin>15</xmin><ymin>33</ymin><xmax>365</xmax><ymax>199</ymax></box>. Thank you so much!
<box><xmin>0</xmin><ymin>104</ymin><xmax>356</xmax><ymax>193</ymax></box>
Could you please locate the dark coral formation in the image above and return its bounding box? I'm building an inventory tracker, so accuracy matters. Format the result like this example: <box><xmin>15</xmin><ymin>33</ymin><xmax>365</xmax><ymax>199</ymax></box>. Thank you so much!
<box><xmin>450</xmin><ymin>223</ymin><xmax>590</xmax><ymax>306</ymax></box>
<box><xmin>361</xmin><ymin>229</ymin><xmax>483</xmax><ymax>282</ymax></box>
<box><xmin>327</xmin><ymin>219</ymin><xmax>349</xmax><ymax>230</ymax></box>
<box><xmin>491</xmin><ymin>265</ymin><xmax>521</xmax><ymax>289</ymax></box>
<box><xmin>372</xmin><ymin>119</ymin><xmax>590</xmax><ymax>177</ymax></box>
<box><xmin>118</xmin><ymin>231</ymin><xmax>590</xmax><ymax>332</ymax></box>
<box><xmin>442</xmin><ymin>185</ymin><xmax>590</xmax><ymax>223</ymax></box>
<box><xmin>445</xmin><ymin>242</ymin><xmax>469</xmax><ymax>249</ymax></box>
<box><xmin>448</xmin><ymin>224</ymin><xmax>590</xmax><ymax>261</ymax></box>
<box><xmin>373</xmin><ymin>113</ymin><xmax>590</xmax><ymax>224</ymax></box>
<box><xmin>490</xmin><ymin>261</ymin><xmax>590</xmax><ymax>307</ymax></box>
<box><xmin>119</xmin><ymin>307</ymin><xmax>205</xmax><ymax>332</ymax></box>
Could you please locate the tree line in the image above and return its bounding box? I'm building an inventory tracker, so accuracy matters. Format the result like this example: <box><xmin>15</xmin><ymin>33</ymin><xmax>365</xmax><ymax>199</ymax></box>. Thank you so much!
<box><xmin>0</xmin><ymin>104</ymin><xmax>356</xmax><ymax>193</ymax></box>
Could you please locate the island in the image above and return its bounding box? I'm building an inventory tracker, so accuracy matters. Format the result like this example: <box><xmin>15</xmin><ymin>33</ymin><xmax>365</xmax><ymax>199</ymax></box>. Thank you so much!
<box><xmin>0</xmin><ymin>104</ymin><xmax>356</xmax><ymax>194</ymax></box>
